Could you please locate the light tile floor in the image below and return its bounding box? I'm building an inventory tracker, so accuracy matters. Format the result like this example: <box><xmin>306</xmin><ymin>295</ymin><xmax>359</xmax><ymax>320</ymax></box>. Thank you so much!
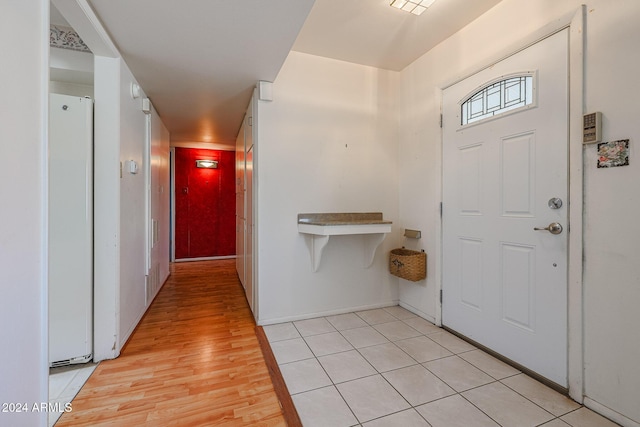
<box><xmin>48</xmin><ymin>363</ymin><xmax>97</xmax><ymax>426</ymax></box>
<box><xmin>264</xmin><ymin>306</ymin><xmax>620</xmax><ymax>427</ymax></box>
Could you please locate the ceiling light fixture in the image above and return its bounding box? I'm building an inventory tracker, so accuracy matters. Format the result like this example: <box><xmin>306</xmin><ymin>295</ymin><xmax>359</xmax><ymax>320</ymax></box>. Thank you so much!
<box><xmin>390</xmin><ymin>0</ymin><xmax>435</xmax><ymax>15</ymax></box>
<box><xmin>195</xmin><ymin>159</ymin><xmax>218</xmax><ymax>169</ymax></box>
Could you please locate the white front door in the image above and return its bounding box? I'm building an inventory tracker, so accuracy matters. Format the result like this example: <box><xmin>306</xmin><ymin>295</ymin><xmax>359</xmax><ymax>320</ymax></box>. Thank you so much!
<box><xmin>442</xmin><ymin>29</ymin><xmax>569</xmax><ymax>386</ymax></box>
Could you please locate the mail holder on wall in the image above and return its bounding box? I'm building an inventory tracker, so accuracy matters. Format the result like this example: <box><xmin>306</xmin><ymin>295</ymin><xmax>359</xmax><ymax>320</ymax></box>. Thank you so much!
<box><xmin>404</xmin><ymin>229</ymin><xmax>421</xmax><ymax>239</ymax></box>
<box><xmin>389</xmin><ymin>248</ymin><xmax>426</xmax><ymax>282</ymax></box>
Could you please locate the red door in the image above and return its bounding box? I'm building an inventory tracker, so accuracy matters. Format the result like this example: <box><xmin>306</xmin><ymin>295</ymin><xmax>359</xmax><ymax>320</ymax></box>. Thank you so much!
<box><xmin>174</xmin><ymin>147</ymin><xmax>235</xmax><ymax>259</ymax></box>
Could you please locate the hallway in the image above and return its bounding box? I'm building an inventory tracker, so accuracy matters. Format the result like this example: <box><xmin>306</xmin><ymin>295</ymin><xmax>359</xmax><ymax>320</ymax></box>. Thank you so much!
<box><xmin>56</xmin><ymin>260</ymin><xmax>285</xmax><ymax>426</ymax></box>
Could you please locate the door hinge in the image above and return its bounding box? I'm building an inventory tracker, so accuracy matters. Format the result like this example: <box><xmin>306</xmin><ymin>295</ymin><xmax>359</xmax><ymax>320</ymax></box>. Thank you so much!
<box><xmin>440</xmin><ymin>289</ymin><xmax>443</xmax><ymax>304</ymax></box>
<box><xmin>440</xmin><ymin>202</ymin><xmax>443</xmax><ymax>217</ymax></box>
<box><xmin>248</xmin><ymin>116</ymin><xmax>253</xmax><ymax>126</ymax></box>
<box><xmin>440</xmin><ymin>114</ymin><xmax>443</xmax><ymax>128</ymax></box>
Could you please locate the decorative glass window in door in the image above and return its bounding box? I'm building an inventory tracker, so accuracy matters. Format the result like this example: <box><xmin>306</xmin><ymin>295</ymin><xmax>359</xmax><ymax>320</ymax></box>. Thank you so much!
<box><xmin>461</xmin><ymin>74</ymin><xmax>534</xmax><ymax>126</ymax></box>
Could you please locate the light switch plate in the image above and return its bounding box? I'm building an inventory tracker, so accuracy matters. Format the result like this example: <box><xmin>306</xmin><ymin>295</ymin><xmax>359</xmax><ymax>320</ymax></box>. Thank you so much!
<box><xmin>129</xmin><ymin>160</ymin><xmax>138</xmax><ymax>174</ymax></box>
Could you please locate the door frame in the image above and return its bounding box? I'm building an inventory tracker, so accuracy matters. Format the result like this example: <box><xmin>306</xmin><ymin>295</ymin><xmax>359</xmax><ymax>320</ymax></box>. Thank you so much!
<box><xmin>170</xmin><ymin>147</ymin><xmax>176</xmax><ymax>262</ymax></box>
<box><xmin>435</xmin><ymin>6</ymin><xmax>585</xmax><ymax>403</ymax></box>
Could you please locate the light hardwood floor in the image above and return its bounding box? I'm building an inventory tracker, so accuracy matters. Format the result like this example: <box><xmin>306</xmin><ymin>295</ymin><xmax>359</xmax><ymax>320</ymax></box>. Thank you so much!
<box><xmin>57</xmin><ymin>260</ymin><xmax>286</xmax><ymax>426</ymax></box>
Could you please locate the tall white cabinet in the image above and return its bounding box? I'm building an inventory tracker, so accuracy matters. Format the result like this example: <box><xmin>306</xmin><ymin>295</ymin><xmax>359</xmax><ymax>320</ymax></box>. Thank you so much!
<box><xmin>49</xmin><ymin>94</ymin><xmax>93</xmax><ymax>366</ymax></box>
<box><xmin>235</xmin><ymin>115</ymin><xmax>246</xmax><ymax>286</ymax></box>
<box><xmin>236</xmin><ymin>93</ymin><xmax>256</xmax><ymax>316</ymax></box>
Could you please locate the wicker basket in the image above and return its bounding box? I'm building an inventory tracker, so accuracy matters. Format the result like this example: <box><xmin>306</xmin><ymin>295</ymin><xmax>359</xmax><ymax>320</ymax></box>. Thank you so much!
<box><xmin>389</xmin><ymin>248</ymin><xmax>426</xmax><ymax>282</ymax></box>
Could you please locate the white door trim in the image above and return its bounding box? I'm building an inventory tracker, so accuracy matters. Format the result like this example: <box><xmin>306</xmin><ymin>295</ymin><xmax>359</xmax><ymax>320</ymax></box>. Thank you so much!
<box><xmin>170</xmin><ymin>147</ymin><xmax>176</xmax><ymax>262</ymax></box>
<box><xmin>435</xmin><ymin>6</ymin><xmax>585</xmax><ymax>403</ymax></box>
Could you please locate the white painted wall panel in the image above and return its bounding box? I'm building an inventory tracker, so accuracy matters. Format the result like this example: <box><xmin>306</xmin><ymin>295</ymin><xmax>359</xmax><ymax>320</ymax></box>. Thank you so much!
<box><xmin>257</xmin><ymin>51</ymin><xmax>401</xmax><ymax>323</ymax></box>
<box><xmin>0</xmin><ymin>1</ymin><xmax>49</xmax><ymax>425</ymax></box>
<box><xmin>500</xmin><ymin>243</ymin><xmax>534</xmax><ymax>331</ymax></box>
<box><xmin>94</xmin><ymin>57</ymin><xmax>170</xmax><ymax>358</ymax></box>
<box><xmin>150</xmin><ymin>105</ymin><xmax>171</xmax><ymax>295</ymax></box>
<box><xmin>501</xmin><ymin>133</ymin><xmax>534</xmax><ymax>217</ymax></box>
<box><xmin>399</xmin><ymin>0</ymin><xmax>640</xmax><ymax>423</ymax></box>
<box><xmin>581</xmin><ymin>2</ymin><xmax>640</xmax><ymax>425</ymax></box>
<box><xmin>93</xmin><ymin>56</ymin><xmax>121</xmax><ymax>361</ymax></box>
<box><xmin>118</xmin><ymin>61</ymin><xmax>149</xmax><ymax>347</ymax></box>
<box><xmin>459</xmin><ymin>144</ymin><xmax>483</xmax><ymax>215</ymax></box>
<box><xmin>460</xmin><ymin>238</ymin><xmax>482</xmax><ymax>310</ymax></box>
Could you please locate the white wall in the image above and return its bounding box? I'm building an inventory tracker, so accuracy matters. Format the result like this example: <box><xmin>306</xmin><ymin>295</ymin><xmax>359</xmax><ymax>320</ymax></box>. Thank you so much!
<box><xmin>49</xmin><ymin>46</ymin><xmax>93</xmax><ymax>94</ymax></box>
<box><xmin>118</xmin><ymin>62</ymin><xmax>149</xmax><ymax>346</ymax></box>
<box><xmin>50</xmin><ymin>80</ymin><xmax>93</xmax><ymax>97</ymax></box>
<box><xmin>50</xmin><ymin>46</ymin><xmax>92</xmax><ymax>73</ymax></box>
<box><xmin>581</xmin><ymin>2</ymin><xmax>640</xmax><ymax>424</ymax></box>
<box><xmin>0</xmin><ymin>1</ymin><xmax>49</xmax><ymax>426</ymax></box>
<box><xmin>94</xmin><ymin>55</ymin><xmax>171</xmax><ymax>358</ymax></box>
<box><xmin>256</xmin><ymin>51</ymin><xmax>401</xmax><ymax>324</ymax></box>
<box><xmin>398</xmin><ymin>0</ymin><xmax>640</xmax><ymax>424</ymax></box>
<box><xmin>93</xmin><ymin>56</ymin><xmax>121</xmax><ymax>361</ymax></box>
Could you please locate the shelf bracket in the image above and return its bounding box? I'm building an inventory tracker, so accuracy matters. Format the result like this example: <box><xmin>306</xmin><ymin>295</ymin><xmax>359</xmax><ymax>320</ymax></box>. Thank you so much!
<box><xmin>363</xmin><ymin>233</ymin><xmax>386</xmax><ymax>268</ymax></box>
<box><xmin>303</xmin><ymin>234</ymin><xmax>330</xmax><ymax>272</ymax></box>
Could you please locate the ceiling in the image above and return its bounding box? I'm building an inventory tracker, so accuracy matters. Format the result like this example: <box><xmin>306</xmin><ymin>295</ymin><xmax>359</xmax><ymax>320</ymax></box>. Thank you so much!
<box><xmin>50</xmin><ymin>3</ymin><xmax>70</xmax><ymax>26</ymax></box>
<box><xmin>293</xmin><ymin>0</ymin><xmax>502</xmax><ymax>71</ymax></box>
<box><xmin>54</xmin><ymin>0</ymin><xmax>502</xmax><ymax>149</ymax></box>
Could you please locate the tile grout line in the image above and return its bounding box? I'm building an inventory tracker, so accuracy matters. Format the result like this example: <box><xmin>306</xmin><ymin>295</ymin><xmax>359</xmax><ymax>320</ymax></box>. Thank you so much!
<box><xmin>292</xmin><ymin>317</ymin><xmax>363</xmax><ymax>425</ymax></box>
<box><xmin>275</xmin><ymin>309</ymin><xmax>471</xmax><ymax>425</ymax></box>
<box><xmin>335</xmin><ymin>310</ymin><xmax>419</xmax><ymax>425</ymax></box>
<box><xmin>298</xmin><ymin>311</ymin><xmax>410</xmax><ymax>424</ymax></box>
<box><xmin>267</xmin><ymin>308</ymin><xmax>590</xmax><ymax>427</ymax></box>
<box><xmin>314</xmin><ymin>310</ymin><xmax>438</xmax><ymax>425</ymax></box>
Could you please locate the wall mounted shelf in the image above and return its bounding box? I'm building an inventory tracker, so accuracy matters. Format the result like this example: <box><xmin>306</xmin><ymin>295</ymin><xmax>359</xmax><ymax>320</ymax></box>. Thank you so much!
<box><xmin>297</xmin><ymin>213</ymin><xmax>392</xmax><ymax>272</ymax></box>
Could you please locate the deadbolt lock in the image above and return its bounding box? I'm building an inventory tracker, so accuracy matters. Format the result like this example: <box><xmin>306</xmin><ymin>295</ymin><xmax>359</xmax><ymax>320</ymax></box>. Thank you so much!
<box><xmin>548</xmin><ymin>198</ymin><xmax>563</xmax><ymax>209</ymax></box>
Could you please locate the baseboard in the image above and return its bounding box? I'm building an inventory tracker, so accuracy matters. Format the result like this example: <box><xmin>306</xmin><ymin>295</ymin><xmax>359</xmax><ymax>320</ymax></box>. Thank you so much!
<box><xmin>257</xmin><ymin>300</ymin><xmax>400</xmax><ymax>326</ymax></box>
<box><xmin>255</xmin><ymin>326</ymin><xmax>302</xmax><ymax>426</ymax></box>
<box><xmin>174</xmin><ymin>255</ymin><xmax>236</xmax><ymax>262</ymax></box>
<box><xmin>120</xmin><ymin>272</ymin><xmax>171</xmax><ymax>355</ymax></box>
<box><xmin>583</xmin><ymin>397</ymin><xmax>640</xmax><ymax>427</ymax></box>
<box><xmin>398</xmin><ymin>301</ymin><xmax>436</xmax><ymax>324</ymax></box>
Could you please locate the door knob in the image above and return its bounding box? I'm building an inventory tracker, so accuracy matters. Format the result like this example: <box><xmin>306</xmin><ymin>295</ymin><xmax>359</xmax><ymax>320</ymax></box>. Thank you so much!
<box><xmin>534</xmin><ymin>222</ymin><xmax>563</xmax><ymax>235</ymax></box>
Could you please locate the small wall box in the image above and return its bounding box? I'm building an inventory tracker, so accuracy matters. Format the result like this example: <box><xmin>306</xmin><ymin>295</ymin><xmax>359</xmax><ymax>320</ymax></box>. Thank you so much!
<box><xmin>583</xmin><ymin>112</ymin><xmax>602</xmax><ymax>144</ymax></box>
<box><xmin>389</xmin><ymin>248</ymin><xmax>426</xmax><ymax>282</ymax></box>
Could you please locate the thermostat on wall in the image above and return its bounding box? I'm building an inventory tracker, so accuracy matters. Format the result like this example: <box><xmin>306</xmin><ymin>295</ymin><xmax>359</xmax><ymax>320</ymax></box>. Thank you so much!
<box><xmin>583</xmin><ymin>112</ymin><xmax>602</xmax><ymax>144</ymax></box>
